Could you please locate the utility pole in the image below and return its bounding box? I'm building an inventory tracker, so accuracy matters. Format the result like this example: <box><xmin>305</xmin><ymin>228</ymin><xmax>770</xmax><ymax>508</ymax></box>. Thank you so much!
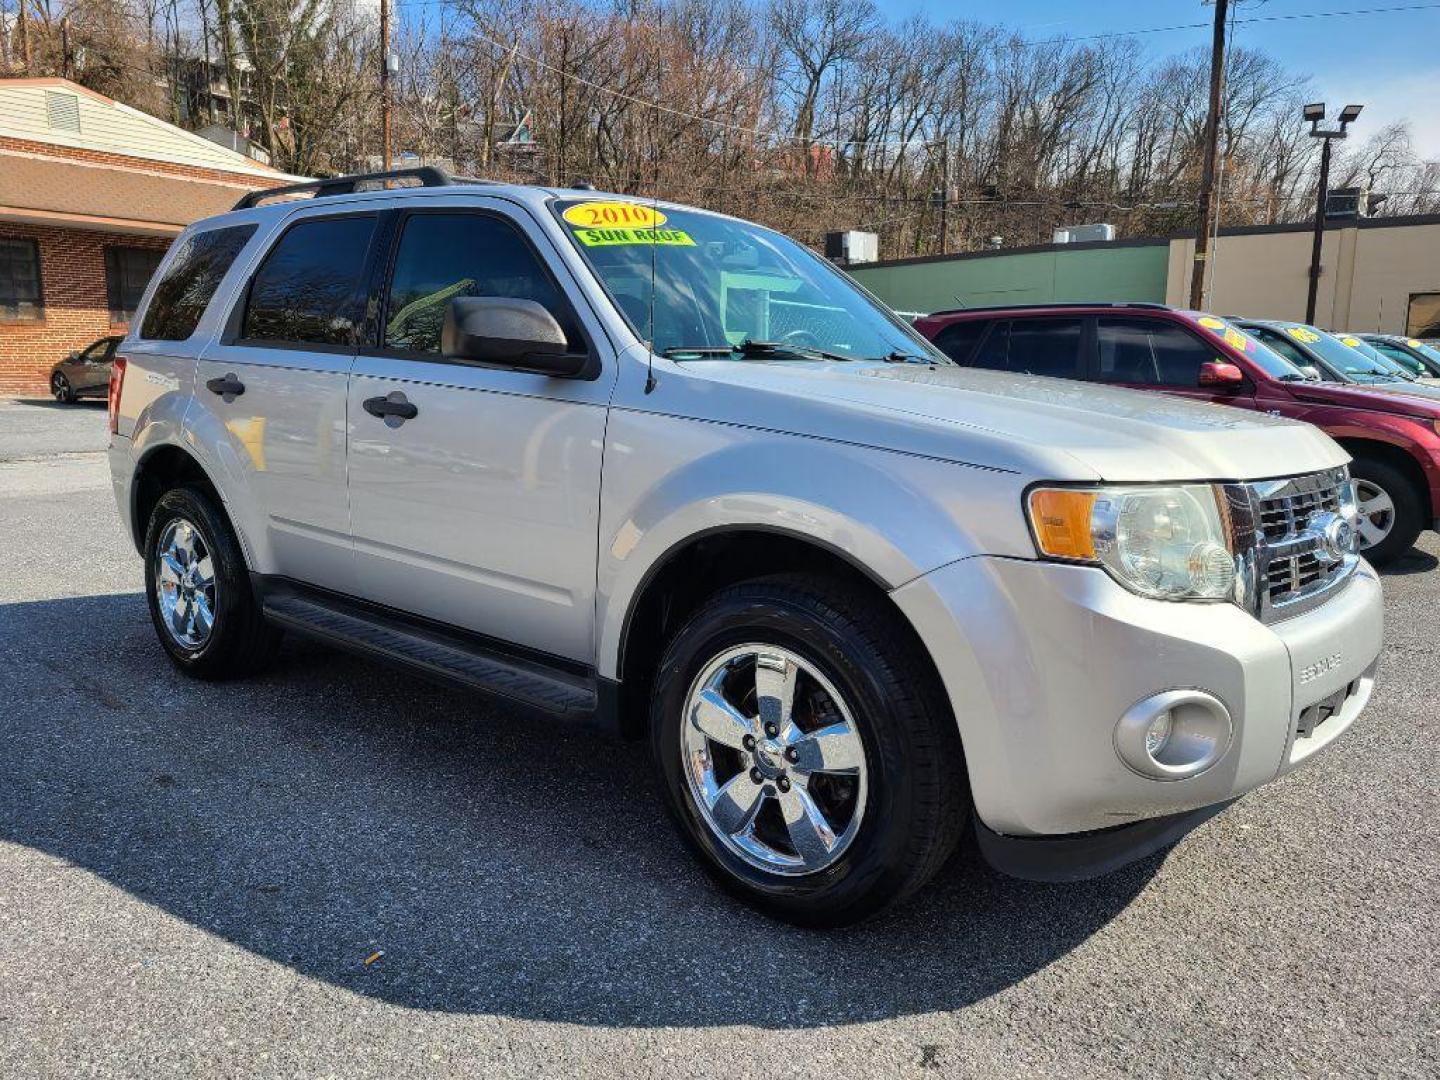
<box><xmin>938</xmin><ymin>138</ymin><xmax>949</xmax><ymax>256</ymax></box>
<box><xmin>380</xmin><ymin>0</ymin><xmax>392</xmax><ymax>170</ymax></box>
<box><xmin>1189</xmin><ymin>0</ymin><xmax>1229</xmax><ymax>309</ymax></box>
<box><xmin>1303</xmin><ymin>103</ymin><xmax>1363</xmax><ymax>325</ymax></box>
<box><xmin>60</xmin><ymin>15</ymin><xmax>72</xmax><ymax>79</ymax></box>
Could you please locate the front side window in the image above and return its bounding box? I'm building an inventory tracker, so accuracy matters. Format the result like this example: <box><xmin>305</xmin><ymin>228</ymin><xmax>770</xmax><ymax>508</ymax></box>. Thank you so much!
<box><xmin>383</xmin><ymin>213</ymin><xmax>577</xmax><ymax>354</ymax></box>
<box><xmin>1097</xmin><ymin>318</ymin><xmax>1217</xmax><ymax>387</ymax></box>
<box><xmin>0</xmin><ymin>238</ymin><xmax>43</xmax><ymax>320</ymax></box>
<box><xmin>141</xmin><ymin>224</ymin><xmax>255</xmax><ymax>341</ymax></box>
<box><xmin>551</xmin><ymin>199</ymin><xmax>947</xmax><ymax>364</ymax></box>
<box><xmin>243</xmin><ymin>216</ymin><xmax>377</xmax><ymax>346</ymax></box>
<box><xmin>105</xmin><ymin>246</ymin><xmax>166</xmax><ymax>321</ymax></box>
<box><xmin>1249</xmin><ymin>327</ymin><xmax>1315</xmax><ymax>372</ymax></box>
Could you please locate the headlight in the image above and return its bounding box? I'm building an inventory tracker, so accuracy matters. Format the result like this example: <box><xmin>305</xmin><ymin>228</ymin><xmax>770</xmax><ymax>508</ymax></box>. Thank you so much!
<box><xmin>1027</xmin><ymin>484</ymin><xmax>1238</xmax><ymax>601</ymax></box>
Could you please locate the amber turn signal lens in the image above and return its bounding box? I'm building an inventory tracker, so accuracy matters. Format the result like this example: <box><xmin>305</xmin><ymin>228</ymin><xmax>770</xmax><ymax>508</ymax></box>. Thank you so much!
<box><xmin>1027</xmin><ymin>488</ymin><xmax>1098</xmax><ymax>560</ymax></box>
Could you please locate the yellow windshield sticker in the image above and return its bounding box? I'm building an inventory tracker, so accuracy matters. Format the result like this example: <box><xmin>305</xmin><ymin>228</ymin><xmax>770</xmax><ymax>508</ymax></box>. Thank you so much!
<box><xmin>562</xmin><ymin>201</ymin><xmax>667</xmax><ymax>229</ymax></box>
<box><xmin>1286</xmin><ymin>326</ymin><xmax>1322</xmax><ymax>344</ymax></box>
<box><xmin>1197</xmin><ymin>316</ymin><xmax>1225</xmax><ymax>330</ymax></box>
<box><xmin>1409</xmin><ymin>338</ymin><xmax>1424</xmax><ymax>347</ymax></box>
<box><xmin>1340</xmin><ymin>335</ymin><xmax>1363</xmax><ymax>347</ymax></box>
<box><xmin>1223</xmin><ymin>327</ymin><xmax>1252</xmax><ymax>351</ymax></box>
<box><xmin>572</xmin><ymin>226</ymin><xmax>695</xmax><ymax>248</ymax></box>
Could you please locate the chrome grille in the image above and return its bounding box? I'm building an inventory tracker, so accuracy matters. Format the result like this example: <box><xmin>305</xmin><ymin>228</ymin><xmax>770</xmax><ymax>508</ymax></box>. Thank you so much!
<box><xmin>1236</xmin><ymin>467</ymin><xmax>1358</xmax><ymax>621</ymax></box>
<box><xmin>1257</xmin><ymin>485</ymin><xmax>1342</xmax><ymax>544</ymax></box>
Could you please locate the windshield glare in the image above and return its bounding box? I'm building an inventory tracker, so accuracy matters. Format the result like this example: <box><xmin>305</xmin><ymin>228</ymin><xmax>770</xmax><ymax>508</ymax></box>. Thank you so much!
<box><xmin>551</xmin><ymin>199</ymin><xmax>947</xmax><ymax>363</ymax></box>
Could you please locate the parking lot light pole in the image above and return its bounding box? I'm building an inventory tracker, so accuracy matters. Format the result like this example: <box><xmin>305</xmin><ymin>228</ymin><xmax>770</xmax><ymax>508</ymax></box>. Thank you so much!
<box><xmin>1304</xmin><ymin>102</ymin><xmax>1363</xmax><ymax>324</ymax></box>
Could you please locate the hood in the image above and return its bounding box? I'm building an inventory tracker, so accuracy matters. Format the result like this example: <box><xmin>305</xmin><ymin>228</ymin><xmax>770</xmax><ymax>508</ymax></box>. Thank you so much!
<box><xmin>677</xmin><ymin>361</ymin><xmax>1348</xmax><ymax>483</ymax></box>
<box><xmin>1285</xmin><ymin>377</ymin><xmax>1440</xmax><ymax>418</ymax></box>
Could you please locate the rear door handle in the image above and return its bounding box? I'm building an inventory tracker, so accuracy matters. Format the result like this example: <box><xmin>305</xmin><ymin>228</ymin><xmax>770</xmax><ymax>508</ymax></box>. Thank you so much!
<box><xmin>363</xmin><ymin>393</ymin><xmax>419</xmax><ymax>422</ymax></box>
<box><xmin>205</xmin><ymin>374</ymin><xmax>245</xmax><ymax>400</ymax></box>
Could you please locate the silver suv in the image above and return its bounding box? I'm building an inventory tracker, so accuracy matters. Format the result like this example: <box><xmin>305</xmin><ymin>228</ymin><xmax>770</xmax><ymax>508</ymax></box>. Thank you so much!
<box><xmin>108</xmin><ymin>169</ymin><xmax>1383</xmax><ymax>926</ymax></box>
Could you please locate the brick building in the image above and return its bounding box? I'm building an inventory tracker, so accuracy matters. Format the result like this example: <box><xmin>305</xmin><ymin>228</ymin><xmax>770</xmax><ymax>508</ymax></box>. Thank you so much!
<box><xmin>0</xmin><ymin>78</ymin><xmax>302</xmax><ymax>396</ymax></box>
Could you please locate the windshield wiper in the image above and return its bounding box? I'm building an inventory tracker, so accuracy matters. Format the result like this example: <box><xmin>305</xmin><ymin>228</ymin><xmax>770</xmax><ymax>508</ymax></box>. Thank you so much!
<box><xmin>875</xmin><ymin>351</ymin><xmax>936</xmax><ymax>365</ymax></box>
<box><xmin>662</xmin><ymin>340</ymin><xmax>854</xmax><ymax>362</ymax></box>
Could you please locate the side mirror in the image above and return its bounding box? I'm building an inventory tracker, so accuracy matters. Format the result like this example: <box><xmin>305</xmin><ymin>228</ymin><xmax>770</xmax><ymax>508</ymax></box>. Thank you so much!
<box><xmin>441</xmin><ymin>296</ymin><xmax>594</xmax><ymax>379</ymax></box>
<box><xmin>1198</xmin><ymin>360</ymin><xmax>1245</xmax><ymax>388</ymax></box>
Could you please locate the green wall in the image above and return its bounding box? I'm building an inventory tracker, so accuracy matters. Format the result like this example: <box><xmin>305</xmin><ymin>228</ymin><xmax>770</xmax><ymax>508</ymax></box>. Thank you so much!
<box><xmin>846</xmin><ymin>242</ymin><xmax>1170</xmax><ymax>316</ymax></box>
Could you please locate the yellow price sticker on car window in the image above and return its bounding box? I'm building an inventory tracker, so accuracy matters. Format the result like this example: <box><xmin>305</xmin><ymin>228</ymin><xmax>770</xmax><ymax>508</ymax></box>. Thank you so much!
<box><xmin>1408</xmin><ymin>339</ymin><xmax>1424</xmax><ymax>347</ymax></box>
<box><xmin>572</xmin><ymin>226</ymin><xmax>695</xmax><ymax>248</ymax></box>
<box><xmin>1223</xmin><ymin>327</ymin><xmax>1252</xmax><ymax>351</ymax></box>
<box><xmin>1286</xmin><ymin>326</ymin><xmax>1322</xmax><ymax>344</ymax></box>
<box><xmin>1197</xmin><ymin>316</ymin><xmax>1226</xmax><ymax>330</ymax></box>
<box><xmin>562</xmin><ymin>201</ymin><xmax>667</xmax><ymax>229</ymax></box>
<box><xmin>1340</xmin><ymin>335</ymin><xmax>1363</xmax><ymax>347</ymax></box>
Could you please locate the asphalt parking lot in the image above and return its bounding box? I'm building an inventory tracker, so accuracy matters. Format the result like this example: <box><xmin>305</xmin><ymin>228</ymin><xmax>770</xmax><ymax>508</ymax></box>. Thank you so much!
<box><xmin>1</xmin><ymin>396</ymin><xmax>1437</xmax><ymax>1078</ymax></box>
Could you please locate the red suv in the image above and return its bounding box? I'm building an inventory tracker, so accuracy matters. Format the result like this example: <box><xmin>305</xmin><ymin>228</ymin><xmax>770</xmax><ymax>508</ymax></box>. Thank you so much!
<box><xmin>916</xmin><ymin>302</ymin><xmax>1440</xmax><ymax>564</ymax></box>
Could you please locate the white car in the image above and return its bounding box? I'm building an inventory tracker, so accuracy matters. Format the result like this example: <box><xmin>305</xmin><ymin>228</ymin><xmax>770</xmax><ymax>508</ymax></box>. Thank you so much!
<box><xmin>106</xmin><ymin>169</ymin><xmax>1383</xmax><ymax>926</ymax></box>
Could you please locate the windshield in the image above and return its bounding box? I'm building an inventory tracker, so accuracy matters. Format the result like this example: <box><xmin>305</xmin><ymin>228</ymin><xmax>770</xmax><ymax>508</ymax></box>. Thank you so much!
<box><xmin>550</xmin><ymin>198</ymin><xmax>948</xmax><ymax>364</ymax></box>
<box><xmin>1189</xmin><ymin>315</ymin><xmax>1309</xmax><ymax>379</ymax></box>
<box><xmin>1405</xmin><ymin>338</ymin><xmax>1440</xmax><ymax>370</ymax></box>
<box><xmin>1282</xmin><ymin>325</ymin><xmax>1403</xmax><ymax>384</ymax></box>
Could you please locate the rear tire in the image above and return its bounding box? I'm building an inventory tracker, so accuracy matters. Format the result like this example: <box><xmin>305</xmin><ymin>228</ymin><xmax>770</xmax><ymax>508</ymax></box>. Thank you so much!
<box><xmin>143</xmin><ymin>484</ymin><xmax>281</xmax><ymax>680</ymax></box>
<box><xmin>650</xmin><ymin>574</ymin><xmax>968</xmax><ymax>927</ymax></box>
<box><xmin>51</xmin><ymin>373</ymin><xmax>75</xmax><ymax>403</ymax></box>
<box><xmin>1350</xmin><ymin>457</ymin><xmax>1423</xmax><ymax>566</ymax></box>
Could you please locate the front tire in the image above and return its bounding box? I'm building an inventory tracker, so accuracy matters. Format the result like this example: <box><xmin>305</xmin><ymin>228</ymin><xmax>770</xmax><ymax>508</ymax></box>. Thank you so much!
<box><xmin>51</xmin><ymin>372</ymin><xmax>75</xmax><ymax>403</ymax></box>
<box><xmin>1350</xmin><ymin>458</ymin><xmax>1423</xmax><ymax>565</ymax></box>
<box><xmin>650</xmin><ymin>574</ymin><xmax>968</xmax><ymax>927</ymax></box>
<box><xmin>143</xmin><ymin>484</ymin><xmax>281</xmax><ymax>680</ymax></box>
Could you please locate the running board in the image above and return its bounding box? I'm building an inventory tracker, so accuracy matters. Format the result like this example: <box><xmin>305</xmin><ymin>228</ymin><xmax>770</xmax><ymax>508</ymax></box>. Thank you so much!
<box><xmin>258</xmin><ymin>583</ymin><xmax>597</xmax><ymax>719</ymax></box>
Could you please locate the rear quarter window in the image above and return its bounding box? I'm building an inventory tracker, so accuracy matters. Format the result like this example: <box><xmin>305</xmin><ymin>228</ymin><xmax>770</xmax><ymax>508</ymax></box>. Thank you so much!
<box><xmin>140</xmin><ymin>224</ymin><xmax>256</xmax><ymax>341</ymax></box>
<box><xmin>933</xmin><ymin>320</ymin><xmax>989</xmax><ymax>364</ymax></box>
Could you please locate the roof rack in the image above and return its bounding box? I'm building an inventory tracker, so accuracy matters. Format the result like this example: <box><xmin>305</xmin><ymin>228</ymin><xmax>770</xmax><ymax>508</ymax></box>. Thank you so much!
<box><xmin>925</xmin><ymin>301</ymin><xmax>1173</xmax><ymax>318</ymax></box>
<box><xmin>232</xmin><ymin>166</ymin><xmax>459</xmax><ymax>211</ymax></box>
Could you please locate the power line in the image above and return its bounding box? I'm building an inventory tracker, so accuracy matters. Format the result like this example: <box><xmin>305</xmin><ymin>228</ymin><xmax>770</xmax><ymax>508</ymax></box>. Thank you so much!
<box><xmin>1022</xmin><ymin>2</ymin><xmax>1440</xmax><ymax>46</ymax></box>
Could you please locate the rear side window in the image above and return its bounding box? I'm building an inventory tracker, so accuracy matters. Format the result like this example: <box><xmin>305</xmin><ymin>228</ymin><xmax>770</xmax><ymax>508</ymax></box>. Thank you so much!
<box><xmin>382</xmin><ymin>212</ymin><xmax>577</xmax><ymax>354</ymax></box>
<box><xmin>140</xmin><ymin>225</ymin><xmax>254</xmax><ymax>341</ymax></box>
<box><xmin>970</xmin><ymin>318</ymin><xmax>1083</xmax><ymax>378</ymax></box>
<box><xmin>242</xmin><ymin>216</ymin><xmax>377</xmax><ymax>346</ymax></box>
<box><xmin>933</xmin><ymin>320</ymin><xmax>989</xmax><ymax>364</ymax></box>
<box><xmin>1097</xmin><ymin>318</ymin><xmax>1215</xmax><ymax>387</ymax></box>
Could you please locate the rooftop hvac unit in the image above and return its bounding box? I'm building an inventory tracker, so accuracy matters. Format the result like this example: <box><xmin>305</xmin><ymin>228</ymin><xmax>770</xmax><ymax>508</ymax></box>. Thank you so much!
<box><xmin>1052</xmin><ymin>223</ymin><xmax>1117</xmax><ymax>244</ymax></box>
<box><xmin>824</xmin><ymin>230</ymin><xmax>879</xmax><ymax>265</ymax></box>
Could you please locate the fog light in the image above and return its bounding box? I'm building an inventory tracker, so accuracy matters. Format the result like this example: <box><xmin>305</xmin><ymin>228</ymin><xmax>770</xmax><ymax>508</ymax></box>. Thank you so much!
<box><xmin>1116</xmin><ymin>690</ymin><xmax>1232</xmax><ymax>780</ymax></box>
<box><xmin>1145</xmin><ymin>710</ymin><xmax>1174</xmax><ymax>758</ymax></box>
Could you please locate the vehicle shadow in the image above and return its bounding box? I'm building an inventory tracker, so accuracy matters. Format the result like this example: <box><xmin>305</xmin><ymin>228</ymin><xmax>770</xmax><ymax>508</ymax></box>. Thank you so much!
<box><xmin>0</xmin><ymin>592</ymin><xmax>1157</xmax><ymax>1028</ymax></box>
<box><xmin>1377</xmin><ymin>547</ymin><xmax>1439</xmax><ymax>576</ymax></box>
<box><xmin>6</xmin><ymin>397</ymin><xmax>107</xmax><ymax>409</ymax></box>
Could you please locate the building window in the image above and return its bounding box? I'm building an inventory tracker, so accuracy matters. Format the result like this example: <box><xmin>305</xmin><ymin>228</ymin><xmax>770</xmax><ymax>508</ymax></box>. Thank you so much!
<box><xmin>1408</xmin><ymin>293</ymin><xmax>1440</xmax><ymax>339</ymax></box>
<box><xmin>0</xmin><ymin>238</ymin><xmax>43</xmax><ymax>320</ymax></box>
<box><xmin>105</xmin><ymin>246</ymin><xmax>166</xmax><ymax>322</ymax></box>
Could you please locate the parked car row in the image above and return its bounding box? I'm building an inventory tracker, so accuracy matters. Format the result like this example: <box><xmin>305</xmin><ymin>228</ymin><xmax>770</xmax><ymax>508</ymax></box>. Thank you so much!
<box><xmin>916</xmin><ymin>304</ymin><xmax>1440</xmax><ymax>565</ymax></box>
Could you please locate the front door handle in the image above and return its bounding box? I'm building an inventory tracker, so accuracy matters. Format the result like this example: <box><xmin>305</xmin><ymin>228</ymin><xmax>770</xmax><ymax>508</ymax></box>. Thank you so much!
<box><xmin>363</xmin><ymin>393</ymin><xmax>419</xmax><ymax>422</ymax></box>
<box><xmin>205</xmin><ymin>373</ymin><xmax>245</xmax><ymax>400</ymax></box>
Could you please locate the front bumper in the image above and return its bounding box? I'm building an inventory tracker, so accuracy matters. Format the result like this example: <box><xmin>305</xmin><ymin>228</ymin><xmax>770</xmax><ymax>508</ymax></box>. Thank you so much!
<box><xmin>891</xmin><ymin>555</ymin><xmax>1382</xmax><ymax>840</ymax></box>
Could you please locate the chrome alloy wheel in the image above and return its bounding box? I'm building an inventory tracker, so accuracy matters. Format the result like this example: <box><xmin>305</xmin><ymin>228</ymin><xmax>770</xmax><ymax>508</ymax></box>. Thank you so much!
<box><xmin>681</xmin><ymin>644</ymin><xmax>868</xmax><ymax>876</ymax></box>
<box><xmin>1354</xmin><ymin>479</ymin><xmax>1396</xmax><ymax>549</ymax></box>
<box><xmin>51</xmin><ymin>373</ymin><xmax>69</xmax><ymax>401</ymax></box>
<box><xmin>153</xmin><ymin>518</ymin><xmax>217</xmax><ymax>649</ymax></box>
